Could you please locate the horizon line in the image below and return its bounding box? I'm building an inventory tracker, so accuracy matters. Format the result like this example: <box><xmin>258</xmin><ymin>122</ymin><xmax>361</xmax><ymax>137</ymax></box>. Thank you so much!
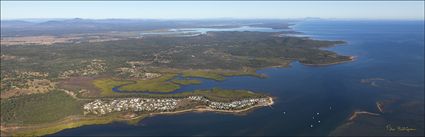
<box><xmin>2</xmin><ymin>17</ymin><xmax>424</xmax><ymax>21</ymax></box>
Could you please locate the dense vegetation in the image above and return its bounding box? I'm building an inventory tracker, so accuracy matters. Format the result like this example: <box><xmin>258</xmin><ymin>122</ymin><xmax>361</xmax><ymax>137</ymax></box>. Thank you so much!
<box><xmin>1</xmin><ymin>31</ymin><xmax>349</xmax><ymax>78</ymax></box>
<box><xmin>0</xmin><ymin>90</ymin><xmax>83</xmax><ymax>124</ymax></box>
<box><xmin>1</xmin><ymin>30</ymin><xmax>350</xmax><ymax>97</ymax></box>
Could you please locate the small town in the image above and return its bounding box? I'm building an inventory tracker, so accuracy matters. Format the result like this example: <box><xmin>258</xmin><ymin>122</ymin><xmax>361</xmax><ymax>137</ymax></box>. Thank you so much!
<box><xmin>115</xmin><ymin>60</ymin><xmax>163</xmax><ymax>79</ymax></box>
<box><xmin>58</xmin><ymin>59</ymin><xmax>107</xmax><ymax>79</ymax></box>
<box><xmin>83</xmin><ymin>96</ymin><xmax>272</xmax><ymax>115</ymax></box>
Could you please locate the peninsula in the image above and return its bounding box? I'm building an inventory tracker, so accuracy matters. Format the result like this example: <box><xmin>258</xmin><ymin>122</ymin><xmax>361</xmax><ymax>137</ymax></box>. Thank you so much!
<box><xmin>1</xmin><ymin>19</ymin><xmax>353</xmax><ymax>136</ymax></box>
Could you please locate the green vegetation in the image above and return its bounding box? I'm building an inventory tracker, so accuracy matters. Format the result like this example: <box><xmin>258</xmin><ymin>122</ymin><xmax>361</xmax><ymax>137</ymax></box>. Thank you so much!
<box><xmin>111</xmin><ymin>88</ymin><xmax>268</xmax><ymax>102</ymax></box>
<box><xmin>180</xmin><ymin>69</ymin><xmax>264</xmax><ymax>81</ymax></box>
<box><xmin>186</xmin><ymin>88</ymin><xmax>267</xmax><ymax>102</ymax></box>
<box><xmin>0</xmin><ymin>90</ymin><xmax>83</xmax><ymax>124</ymax></box>
<box><xmin>181</xmin><ymin>70</ymin><xmax>226</xmax><ymax>81</ymax></box>
<box><xmin>10</xmin><ymin>113</ymin><xmax>147</xmax><ymax>136</ymax></box>
<box><xmin>93</xmin><ymin>78</ymin><xmax>132</xmax><ymax>96</ymax></box>
<box><xmin>171</xmin><ymin>79</ymin><xmax>202</xmax><ymax>85</ymax></box>
<box><xmin>218</xmin><ymin>70</ymin><xmax>265</xmax><ymax>78</ymax></box>
<box><xmin>118</xmin><ymin>74</ymin><xmax>180</xmax><ymax>92</ymax></box>
<box><xmin>1</xmin><ymin>31</ymin><xmax>350</xmax><ymax>79</ymax></box>
<box><xmin>1</xmin><ymin>31</ymin><xmax>351</xmax><ymax>97</ymax></box>
<box><xmin>91</xmin><ymin>72</ymin><xmax>259</xmax><ymax>95</ymax></box>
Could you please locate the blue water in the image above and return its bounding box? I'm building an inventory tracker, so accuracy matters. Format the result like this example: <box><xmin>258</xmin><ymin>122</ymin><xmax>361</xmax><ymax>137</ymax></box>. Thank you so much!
<box><xmin>52</xmin><ymin>20</ymin><xmax>424</xmax><ymax>136</ymax></box>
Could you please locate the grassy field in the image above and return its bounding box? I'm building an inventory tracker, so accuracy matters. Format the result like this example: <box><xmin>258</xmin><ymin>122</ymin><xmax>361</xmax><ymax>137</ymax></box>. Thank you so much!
<box><xmin>0</xmin><ymin>90</ymin><xmax>83</xmax><ymax>124</ymax></box>
<box><xmin>219</xmin><ymin>70</ymin><xmax>265</xmax><ymax>78</ymax></box>
<box><xmin>118</xmin><ymin>74</ymin><xmax>180</xmax><ymax>92</ymax></box>
<box><xmin>115</xmin><ymin>88</ymin><xmax>268</xmax><ymax>102</ymax></box>
<box><xmin>92</xmin><ymin>78</ymin><xmax>132</xmax><ymax>96</ymax></box>
<box><xmin>181</xmin><ymin>70</ymin><xmax>226</xmax><ymax>81</ymax></box>
<box><xmin>187</xmin><ymin>88</ymin><xmax>267</xmax><ymax>102</ymax></box>
<box><xmin>8</xmin><ymin>113</ymin><xmax>148</xmax><ymax>136</ymax></box>
<box><xmin>92</xmin><ymin>70</ymin><xmax>262</xmax><ymax>95</ymax></box>
<box><xmin>171</xmin><ymin>79</ymin><xmax>202</xmax><ymax>85</ymax></box>
<box><xmin>180</xmin><ymin>69</ymin><xmax>264</xmax><ymax>81</ymax></box>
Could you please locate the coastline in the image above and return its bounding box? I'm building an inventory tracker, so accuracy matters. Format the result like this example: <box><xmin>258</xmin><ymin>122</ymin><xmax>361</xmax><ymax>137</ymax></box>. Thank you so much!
<box><xmin>348</xmin><ymin>111</ymin><xmax>380</xmax><ymax>121</ymax></box>
<box><xmin>149</xmin><ymin>96</ymin><xmax>274</xmax><ymax>116</ymax></box>
<box><xmin>2</xmin><ymin>97</ymin><xmax>274</xmax><ymax>136</ymax></box>
<box><xmin>2</xmin><ymin>21</ymin><xmax>356</xmax><ymax>136</ymax></box>
<box><xmin>301</xmin><ymin>56</ymin><xmax>356</xmax><ymax>66</ymax></box>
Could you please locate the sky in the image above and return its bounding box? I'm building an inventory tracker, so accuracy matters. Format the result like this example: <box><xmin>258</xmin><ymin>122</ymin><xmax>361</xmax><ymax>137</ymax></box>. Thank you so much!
<box><xmin>1</xmin><ymin>1</ymin><xmax>424</xmax><ymax>20</ymax></box>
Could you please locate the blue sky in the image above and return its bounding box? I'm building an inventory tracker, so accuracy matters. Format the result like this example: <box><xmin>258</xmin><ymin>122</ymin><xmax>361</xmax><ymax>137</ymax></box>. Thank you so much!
<box><xmin>1</xmin><ymin>1</ymin><xmax>424</xmax><ymax>20</ymax></box>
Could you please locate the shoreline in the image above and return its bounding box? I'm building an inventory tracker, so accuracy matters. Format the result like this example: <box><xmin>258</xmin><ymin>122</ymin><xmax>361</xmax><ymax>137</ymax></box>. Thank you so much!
<box><xmin>149</xmin><ymin>96</ymin><xmax>274</xmax><ymax>116</ymax></box>
<box><xmin>301</xmin><ymin>56</ymin><xmax>356</xmax><ymax>66</ymax></box>
<box><xmin>1</xmin><ymin>97</ymin><xmax>274</xmax><ymax>136</ymax></box>
<box><xmin>348</xmin><ymin>111</ymin><xmax>380</xmax><ymax>121</ymax></box>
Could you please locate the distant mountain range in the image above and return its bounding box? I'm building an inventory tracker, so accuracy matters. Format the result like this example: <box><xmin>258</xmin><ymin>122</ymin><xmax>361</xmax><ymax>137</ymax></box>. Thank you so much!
<box><xmin>1</xmin><ymin>18</ymin><xmax>298</xmax><ymax>37</ymax></box>
<box><xmin>1</xmin><ymin>18</ymin><xmax>195</xmax><ymax>36</ymax></box>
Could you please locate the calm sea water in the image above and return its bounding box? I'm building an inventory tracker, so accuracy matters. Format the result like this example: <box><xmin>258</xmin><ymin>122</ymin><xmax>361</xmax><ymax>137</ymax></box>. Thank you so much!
<box><xmin>52</xmin><ymin>20</ymin><xmax>424</xmax><ymax>136</ymax></box>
